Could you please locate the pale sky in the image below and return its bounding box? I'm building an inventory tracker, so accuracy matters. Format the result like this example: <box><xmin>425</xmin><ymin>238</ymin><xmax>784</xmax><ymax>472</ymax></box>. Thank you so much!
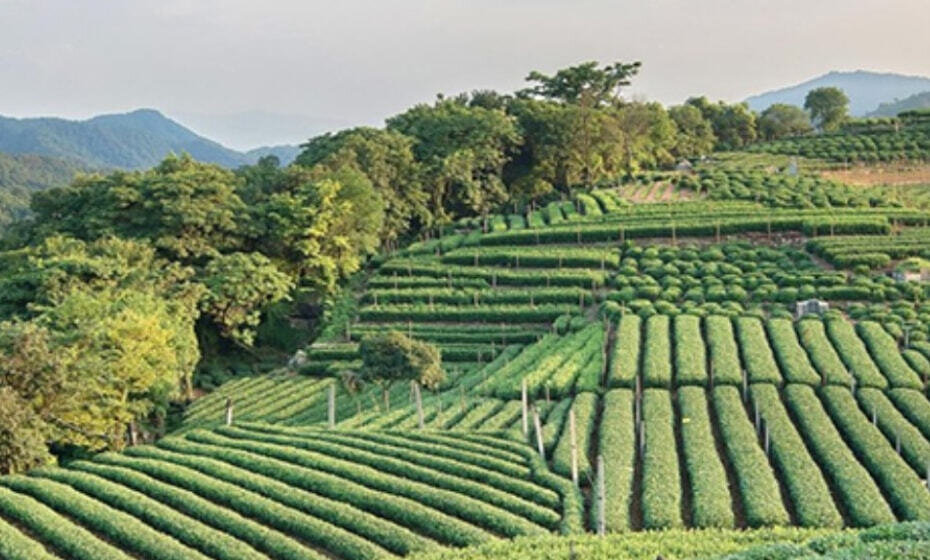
<box><xmin>1</xmin><ymin>0</ymin><xmax>927</xmax><ymax>149</ymax></box>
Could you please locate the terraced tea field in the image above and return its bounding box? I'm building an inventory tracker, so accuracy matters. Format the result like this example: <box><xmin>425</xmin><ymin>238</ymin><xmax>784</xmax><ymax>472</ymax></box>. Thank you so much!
<box><xmin>7</xmin><ymin>189</ymin><xmax>930</xmax><ymax>559</ymax></box>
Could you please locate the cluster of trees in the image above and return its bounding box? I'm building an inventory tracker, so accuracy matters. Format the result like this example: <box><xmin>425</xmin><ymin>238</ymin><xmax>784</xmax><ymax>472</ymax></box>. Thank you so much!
<box><xmin>756</xmin><ymin>87</ymin><xmax>851</xmax><ymax>141</ymax></box>
<box><xmin>0</xmin><ymin>61</ymin><xmax>855</xmax><ymax>473</ymax></box>
<box><xmin>0</xmin><ymin>154</ymin><xmax>385</xmax><ymax>472</ymax></box>
<box><xmin>299</xmin><ymin>61</ymin><xmax>767</xmax><ymax>237</ymax></box>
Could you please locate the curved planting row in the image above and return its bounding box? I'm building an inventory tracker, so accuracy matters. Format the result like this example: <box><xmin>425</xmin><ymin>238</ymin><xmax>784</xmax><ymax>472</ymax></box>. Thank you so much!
<box><xmin>820</xmin><ymin>386</ymin><xmax>930</xmax><ymax>521</ymax></box>
<box><xmin>825</xmin><ymin>319</ymin><xmax>888</xmax><ymax>389</ymax></box>
<box><xmin>705</xmin><ymin>316</ymin><xmax>743</xmax><ymax>386</ymax></box>
<box><xmin>608</xmin><ymin>315</ymin><xmax>641</xmax><ymax>388</ymax></box>
<box><xmin>712</xmin><ymin>386</ymin><xmax>790</xmax><ymax>527</ymax></box>
<box><xmin>856</xmin><ymin>322</ymin><xmax>923</xmax><ymax>389</ymax></box>
<box><xmin>551</xmin><ymin>393</ymin><xmax>598</xmax><ymax>480</ymax></box>
<box><xmin>766</xmin><ymin>319</ymin><xmax>821</xmax><ymax>385</ymax></box>
<box><xmin>748</xmin><ymin>384</ymin><xmax>842</xmax><ymax>528</ymax></box>
<box><xmin>735</xmin><ymin>317</ymin><xmax>782</xmax><ymax>385</ymax></box>
<box><xmin>641</xmin><ymin>389</ymin><xmax>682</xmax><ymax>529</ymax></box>
<box><xmin>677</xmin><ymin>386</ymin><xmax>733</xmax><ymax>528</ymax></box>
<box><xmin>857</xmin><ymin>388</ymin><xmax>930</xmax><ymax>474</ymax></box>
<box><xmin>783</xmin><ymin>384</ymin><xmax>895</xmax><ymax>527</ymax></box>
<box><xmin>674</xmin><ymin>315</ymin><xmax>708</xmax><ymax>386</ymax></box>
<box><xmin>597</xmin><ymin>390</ymin><xmax>636</xmax><ymax>532</ymax></box>
<box><xmin>642</xmin><ymin>316</ymin><xmax>672</xmax><ymax>388</ymax></box>
<box><xmin>796</xmin><ymin>320</ymin><xmax>853</xmax><ymax>386</ymax></box>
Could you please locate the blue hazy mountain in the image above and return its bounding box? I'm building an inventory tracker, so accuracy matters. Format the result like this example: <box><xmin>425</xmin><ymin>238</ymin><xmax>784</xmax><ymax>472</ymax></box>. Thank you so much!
<box><xmin>745</xmin><ymin>70</ymin><xmax>930</xmax><ymax>116</ymax></box>
<box><xmin>0</xmin><ymin>109</ymin><xmax>300</xmax><ymax>170</ymax></box>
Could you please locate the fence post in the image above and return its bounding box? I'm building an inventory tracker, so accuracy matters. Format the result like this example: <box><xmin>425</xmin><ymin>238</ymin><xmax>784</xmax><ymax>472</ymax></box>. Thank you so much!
<box><xmin>414</xmin><ymin>382</ymin><xmax>425</xmax><ymax>430</ymax></box>
<box><xmin>596</xmin><ymin>454</ymin><xmax>606</xmax><ymax>536</ymax></box>
<box><xmin>521</xmin><ymin>378</ymin><xmax>529</xmax><ymax>437</ymax></box>
<box><xmin>533</xmin><ymin>407</ymin><xmax>545</xmax><ymax>459</ymax></box>
<box><xmin>328</xmin><ymin>384</ymin><xmax>336</xmax><ymax>428</ymax></box>
<box><xmin>742</xmin><ymin>369</ymin><xmax>748</xmax><ymax>402</ymax></box>
<box><xmin>764</xmin><ymin>422</ymin><xmax>770</xmax><ymax>455</ymax></box>
<box><xmin>570</xmin><ymin>407</ymin><xmax>579</xmax><ymax>486</ymax></box>
<box><xmin>225</xmin><ymin>397</ymin><xmax>234</xmax><ymax>426</ymax></box>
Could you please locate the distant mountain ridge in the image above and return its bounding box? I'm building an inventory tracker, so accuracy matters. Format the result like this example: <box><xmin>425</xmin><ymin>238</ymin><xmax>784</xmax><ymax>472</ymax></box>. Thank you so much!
<box><xmin>0</xmin><ymin>109</ymin><xmax>300</xmax><ymax>170</ymax></box>
<box><xmin>868</xmin><ymin>91</ymin><xmax>930</xmax><ymax>117</ymax></box>
<box><xmin>0</xmin><ymin>152</ymin><xmax>90</xmax><ymax>226</ymax></box>
<box><xmin>745</xmin><ymin>70</ymin><xmax>930</xmax><ymax>116</ymax></box>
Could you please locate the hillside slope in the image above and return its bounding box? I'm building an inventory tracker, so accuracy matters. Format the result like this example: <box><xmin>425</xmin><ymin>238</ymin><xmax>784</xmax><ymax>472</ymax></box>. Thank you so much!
<box><xmin>0</xmin><ymin>109</ymin><xmax>294</xmax><ymax>170</ymax></box>
<box><xmin>745</xmin><ymin>70</ymin><xmax>930</xmax><ymax>116</ymax></box>
<box><xmin>869</xmin><ymin>91</ymin><xmax>930</xmax><ymax>117</ymax></box>
<box><xmin>0</xmin><ymin>152</ymin><xmax>89</xmax><ymax>226</ymax></box>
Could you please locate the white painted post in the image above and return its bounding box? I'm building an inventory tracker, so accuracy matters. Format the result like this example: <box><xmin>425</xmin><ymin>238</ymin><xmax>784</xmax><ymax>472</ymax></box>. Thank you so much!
<box><xmin>596</xmin><ymin>454</ymin><xmax>606</xmax><ymax>536</ymax></box>
<box><xmin>225</xmin><ymin>398</ymin><xmax>234</xmax><ymax>426</ymax></box>
<box><xmin>764</xmin><ymin>421</ymin><xmax>770</xmax><ymax>456</ymax></box>
<box><xmin>533</xmin><ymin>407</ymin><xmax>545</xmax><ymax>459</ymax></box>
<box><xmin>569</xmin><ymin>407</ymin><xmax>579</xmax><ymax>486</ymax></box>
<box><xmin>414</xmin><ymin>382</ymin><xmax>424</xmax><ymax>430</ymax></box>
<box><xmin>328</xmin><ymin>384</ymin><xmax>336</xmax><ymax>428</ymax></box>
<box><xmin>742</xmin><ymin>369</ymin><xmax>748</xmax><ymax>402</ymax></box>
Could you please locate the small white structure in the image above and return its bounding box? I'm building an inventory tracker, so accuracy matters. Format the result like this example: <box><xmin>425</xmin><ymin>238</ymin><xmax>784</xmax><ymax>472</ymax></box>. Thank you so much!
<box><xmin>675</xmin><ymin>159</ymin><xmax>694</xmax><ymax>173</ymax></box>
<box><xmin>796</xmin><ymin>299</ymin><xmax>829</xmax><ymax>319</ymax></box>
<box><xmin>287</xmin><ymin>349</ymin><xmax>307</xmax><ymax>370</ymax></box>
<box><xmin>893</xmin><ymin>259</ymin><xmax>930</xmax><ymax>283</ymax></box>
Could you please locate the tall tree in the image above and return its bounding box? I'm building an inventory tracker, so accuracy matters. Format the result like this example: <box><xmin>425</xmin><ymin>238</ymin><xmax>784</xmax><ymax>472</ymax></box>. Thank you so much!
<box><xmin>30</xmin><ymin>154</ymin><xmax>245</xmax><ymax>263</ymax></box>
<box><xmin>199</xmin><ymin>252</ymin><xmax>294</xmax><ymax>348</ymax></box>
<box><xmin>758</xmin><ymin>103</ymin><xmax>813</xmax><ymax>140</ymax></box>
<box><xmin>246</xmin><ymin>166</ymin><xmax>383</xmax><ymax>295</ymax></box>
<box><xmin>387</xmin><ymin>99</ymin><xmax>521</xmax><ymax>226</ymax></box>
<box><xmin>358</xmin><ymin>331</ymin><xmax>444</xmax><ymax>410</ymax></box>
<box><xmin>519</xmin><ymin>61</ymin><xmax>642</xmax><ymax>106</ymax></box>
<box><xmin>686</xmin><ymin>97</ymin><xmax>757</xmax><ymax>149</ymax></box>
<box><xmin>296</xmin><ymin>128</ymin><xmax>428</xmax><ymax>248</ymax></box>
<box><xmin>668</xmin><ymin>104</ymin><xmax>716</xmax><ymax>158</ymax></box>
<box><xmin>0</xmin><ymin>236</ymin><xmax>202</xmax><ymax>472</ymax></box>
<box><xmin>805</xmin><ymin>87</ymin><xmax>849</xmax><ymax>132</ymax></box>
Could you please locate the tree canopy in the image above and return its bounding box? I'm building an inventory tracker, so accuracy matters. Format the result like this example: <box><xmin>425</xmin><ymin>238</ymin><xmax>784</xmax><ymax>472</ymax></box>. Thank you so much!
<box><xmin>519</xmin><ymin>61</ymin><xmax>642</xmax><ymax>106</ymax></box>
<box><xmin>358</xmin><ymin>331</ymin><xmax>444</xmax><ymax>410</ymax></box>
<box><xmin>758</xmin><ymin>103</ymin><xmax>813</xmax><ymax>140</ymax></box>
<box><xmin>805</xmin><ymin>87</ymin><xmax>850</xmax><ymax>132</ymax></box>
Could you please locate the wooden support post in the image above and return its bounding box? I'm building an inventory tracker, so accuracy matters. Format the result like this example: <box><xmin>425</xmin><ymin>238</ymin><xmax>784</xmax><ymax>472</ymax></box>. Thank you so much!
<box><xmin>596</xmin><ymin>454</ymin><xmax>606</xmax><ymax>536</ymax></box>
<box><xmin>545</xmin><ymin>384</ymin><xmax>551</xmax><ymax>404</ymax></box>
<box><xmin>569</xmin><ymin>407</ymin><xmax>579</xmax><ymax>486</ymax></box>
<box><xmin>533</xmin><ymin>407</ymin><xmax>545</xmax><ymax>459</ymax></box>
<box><xmin>764</xmin><ymin>421</ymin><xmax>770</xmax><ymax>456</ymax></box>
<box><xmin>414</xmin><ymin>382</ymin><xmax>424</xmax><ymax>430</ymax></box>
<box><xmin>225</xmin><ymin>397</ymin><xmax>234</xmax><ymax>426</ymax></box>
<box><xmin>896</xmin><ymin>432</ymin><xmax>902</xmax><ymax>455</ymax></box>
<box><xmin>742</xmin><ymin>369</ymin><xmax>748</xmax><ymax>402</ymax></box>
<box><xmin>521</xmin><ymin>378</ymin><xmax>529</xmax><ymax>436</ymax></box>
<box><xmin>639</xmin><ymin>419</ymin><xmax>645</xmax><ymax>453</ymax></box>
<box><xmin>328</xmin><ymin>384</ymin><xmax>336</xmax><ymax>428</ymax></box>
<box><xmin>872</xmin><ymin>408</ymin><xmax>877</xmax><ymax>426</ymax></box>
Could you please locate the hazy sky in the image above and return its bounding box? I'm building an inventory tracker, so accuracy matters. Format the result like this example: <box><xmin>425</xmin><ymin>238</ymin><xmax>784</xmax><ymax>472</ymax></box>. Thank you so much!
<box><xmin>1</xmin><ymin>0</ymin><xmax>927</xmax><ymax>149</ymax></box>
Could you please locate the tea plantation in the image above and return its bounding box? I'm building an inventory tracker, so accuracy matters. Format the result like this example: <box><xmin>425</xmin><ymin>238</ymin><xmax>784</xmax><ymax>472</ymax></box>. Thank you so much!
<box><xmin>7</xmin><ymin>177</ymin><xmax>930</xmax><ymax>560</ymax></box>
